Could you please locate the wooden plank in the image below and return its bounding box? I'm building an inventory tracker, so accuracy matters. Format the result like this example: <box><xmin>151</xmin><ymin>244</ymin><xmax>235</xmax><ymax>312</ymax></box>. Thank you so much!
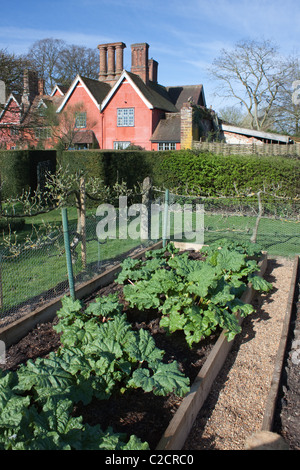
<box><xmin>156</xmin><ymin>253</ymin><xmax>268</xmax><ymax>450</ymax></box>
<box><xmin>261</xmin><ymin>255</ymin><xmax>299</xmax><ymax>431</ymax></box>
<box><xmin>173</xmin><ymin>242</ymin><xmax>206</xmax><ymax>251</ymax></box>
<box><xmin>0</xmin><ymin>241</ymin><xmax>163</xmax><ymax>348</ymax></box>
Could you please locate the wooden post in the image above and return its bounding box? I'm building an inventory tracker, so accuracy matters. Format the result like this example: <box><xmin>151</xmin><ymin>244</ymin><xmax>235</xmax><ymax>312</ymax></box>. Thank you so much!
<box><xmin>250</xmin><ymin>191</ymin><xmax>263</xmax><ymax>244</ymax></box>
<box><xmin>141</xmin><ymin>176</ymin><xmax>152</xmax><ymax>241</ymax></box>
<box><xmin>80</xmin><ymin>177</ymin><xmax>87</xmax><ymax>269</ymax></box>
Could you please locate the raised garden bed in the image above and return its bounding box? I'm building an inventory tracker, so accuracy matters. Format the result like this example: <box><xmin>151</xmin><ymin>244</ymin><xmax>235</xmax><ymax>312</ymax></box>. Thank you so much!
<box><xmin>0</xmin><ymin>240</ymin><xmax>273</xmax><ymax>450</ymax></box>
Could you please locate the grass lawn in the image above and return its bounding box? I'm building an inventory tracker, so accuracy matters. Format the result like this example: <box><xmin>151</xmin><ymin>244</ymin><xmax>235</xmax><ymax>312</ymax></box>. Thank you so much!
<box><xmin>0</xmin><ymin>207</ymin><xmax>298</xmax><ymax>317</ymax></box>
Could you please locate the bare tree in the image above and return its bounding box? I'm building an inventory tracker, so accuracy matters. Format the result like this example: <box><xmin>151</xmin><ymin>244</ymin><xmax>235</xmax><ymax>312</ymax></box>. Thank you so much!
<box><xmin>57</xmin><ymin>45</ymin><xmax>99</xmax><ymax>87</ymax></box>
<box><xmin>0</xmin><ymin>48</ymin><xmax>30</xmax><ymax>97</ymax></box>
<box><xmin>26</xmin><ymin>38</ymin><xmax>66</xmax><ymax>93</ymax></box>
<box><xmin>271</xmin><ymin>56</ymin><xmax>300</xmax><ymax>136</ymax></box>
<box><xmin>26</xmin><ymin>38</ymin><xmax>99</xmax><ymax>94</ymax></box>
<box><xmin>210</xmin><ymin>39</ymin><xmax>289</xmax><ymax>130</ymax></box>
<box><xmin>218</xmin><ymin>105</ymin><xmax>247</xmax><ymax>126</ymax></box>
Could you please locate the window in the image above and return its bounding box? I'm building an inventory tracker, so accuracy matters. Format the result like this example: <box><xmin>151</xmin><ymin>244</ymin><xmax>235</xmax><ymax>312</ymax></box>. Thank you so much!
<box><xmin>75</xmin><ymin>112</ymin><xmax>87</xmax><ymax>128</ymax></box>
<box><xmin>114</xmin><ymin>141</ymin><xmax>131</xmax><ymax>150</ymax></box>
<box><xmin>35</xmin><ymin>128</ymin><xmax>51</xmax><ymax>139</ymax></box>
<box><xmin>117</xmin><ymin>108</ymin><xmax>134</xmax><ymax>127</ymax></box>
<box><xmin>158</xmin><ymin>142</ymin><xmax>176</xmax><ymax>150</ymax></box>
<box><xmin>10</xmin><ymin>127</ymin><xmax>19</xmax><ymax>137</ymax></box>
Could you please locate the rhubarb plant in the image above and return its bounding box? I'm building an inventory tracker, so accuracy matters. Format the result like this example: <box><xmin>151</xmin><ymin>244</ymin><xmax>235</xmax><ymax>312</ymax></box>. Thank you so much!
<box><xmin>0</xmin><ymin>293</ymin><xmax>190</xmax><ymax>450</ymax></box>
<box><xmin>119</xmin><ymin>241</ymin><xmax>272</xmax><ymax>347</ymax></box>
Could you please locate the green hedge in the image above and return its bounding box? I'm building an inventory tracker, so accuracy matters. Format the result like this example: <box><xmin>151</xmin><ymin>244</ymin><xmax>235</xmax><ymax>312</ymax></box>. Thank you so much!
<box><xmin>156</xmin><ymin>150</ymin><xmax>300</xmax><ymax>197</ymax></box>
<box><xmin>0</xmin><ymin>150</ymin><xmax>56</xmax><ymax>199</ymax></box>
<box><xmin>58</xmin><ymin>149</ymin><xmax>300</xmax><ymax>198</ymax></box>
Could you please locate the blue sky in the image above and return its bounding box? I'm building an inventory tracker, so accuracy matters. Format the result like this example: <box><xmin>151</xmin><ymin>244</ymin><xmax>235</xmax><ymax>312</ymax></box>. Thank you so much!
<box><xmin>1</xmin><ymin>0</ymin><xmax>300</xmax><ymax>111</ymax></box>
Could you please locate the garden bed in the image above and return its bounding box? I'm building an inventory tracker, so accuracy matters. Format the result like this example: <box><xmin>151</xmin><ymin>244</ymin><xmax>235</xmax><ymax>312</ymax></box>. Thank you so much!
<box><xmin>183</xmin><ymin>255</ymin><xmax>299</xmax><ymax>450</ymax></box>
<box><xmin>0</xmin><ymin>241</ymin><xmax>274</xmax><ymax>450</ymax></box>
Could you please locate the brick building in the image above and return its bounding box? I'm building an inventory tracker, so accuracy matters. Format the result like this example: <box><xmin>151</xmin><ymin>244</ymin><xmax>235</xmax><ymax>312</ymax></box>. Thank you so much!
<box><xmin>0</xmin><ymin>42</ymin><xmax>211</xmax><ymax>150</ymax></box>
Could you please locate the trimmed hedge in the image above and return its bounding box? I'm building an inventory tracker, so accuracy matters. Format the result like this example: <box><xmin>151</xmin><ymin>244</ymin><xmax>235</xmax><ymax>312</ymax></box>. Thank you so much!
<box><xmin>2</xmin><ymin>149</ymin><xmax>298</xmax><ymax>202</ymax></box>
<box><xmin>157</xmin><ymin>150</ymin><xmax>300</xmax><ymax>197</ymax></box>
<box><xmin>59</xmin><ymin>149</ymin><xmax>299</xmax><ymax>198</ymax></box>
<box><xmin>0</xmin><ymin>150</ymin><xmax>56</xmax><ymax>199</ymax></box>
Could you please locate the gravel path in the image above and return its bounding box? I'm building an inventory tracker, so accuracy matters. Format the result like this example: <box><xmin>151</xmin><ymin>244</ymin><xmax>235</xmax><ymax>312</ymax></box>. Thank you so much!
<box><xmin>183</xmin><ymin>256</ymin><xmax>295</xmax><ymax>450</ymax></box>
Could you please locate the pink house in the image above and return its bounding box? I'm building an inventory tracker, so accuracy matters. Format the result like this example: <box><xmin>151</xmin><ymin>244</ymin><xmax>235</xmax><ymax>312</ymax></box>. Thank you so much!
<box><xmin>0</xmin><ymin>42</ymin><xmax>207</xmax><ymax>151</ymax></box>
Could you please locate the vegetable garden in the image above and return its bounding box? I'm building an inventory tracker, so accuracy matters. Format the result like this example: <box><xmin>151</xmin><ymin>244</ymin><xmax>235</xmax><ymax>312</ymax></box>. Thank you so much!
<box><xmin>0</xmin><ymin>240</ymin><xmax>273</xmax><ymax>450</ymax></box>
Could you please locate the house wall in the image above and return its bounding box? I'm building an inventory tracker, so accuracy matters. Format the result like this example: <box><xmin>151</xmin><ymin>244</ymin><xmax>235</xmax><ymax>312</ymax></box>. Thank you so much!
<box><xmin>1</xmin><ymin>99</ymin><xmax>21</xmax><ymax>124</ymax></box>
<box><xmin>61</xmin><ymin>83</ymin><xmax>102</xmax><ymax>147</ymax></box>
<box><xmin>102</xmin><ymin>79</ymin><xmax>154</xmax><ymax>150</ymax></box>
<box><xmin>0</xmin><ymin>99</ymin><xmax>21</xmax><ymax>149</ymax></box>
<box><xmin>223</xmin><ymin>131</ymin><xmax>264</xmax><ymax>145</ymax></box>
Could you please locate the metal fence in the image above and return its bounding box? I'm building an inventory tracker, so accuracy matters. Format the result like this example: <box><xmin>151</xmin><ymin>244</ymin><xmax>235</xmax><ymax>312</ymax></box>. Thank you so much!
<box><xmin>163</xmin><ymin>189</ymin><xmax>299</xmax><ymax>257</ymax></box>
<box><xmin>193</xmin><ymin>141</ymin><xmax>300</xmax><ymax>157</ymax></box>
<box><xmin>0</xmin><ymin>189</ymin><xmax>299</xmax><ymax>327</ymax></box>
<box><xmin>0</xmin><ymin>208</ymin><xmax>154</xmax><ymax>327</ymax></box>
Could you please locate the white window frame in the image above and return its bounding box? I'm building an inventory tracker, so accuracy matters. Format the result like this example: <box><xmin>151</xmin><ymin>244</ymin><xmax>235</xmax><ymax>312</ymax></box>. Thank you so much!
<box><xmin>75</xmin><ymin>112</ymin><xmax>87</xmax><ymax>129</ymax></box>
<box><xmin>113</xmin><ymin>141</ymin><xmax>131</xmax><ymax>150</ymax></box>
<box><xmin>158</xmin><ymin>142</ymin><xmax>176</xmax><ymax>150</ymax></box>
<box><xmin>35</xmin><ymin>127</ymin><xmax>51</xmax><ymax>139</ymax></box>
<box><xmin>117</xmin><ymin>108</ymin><xmax>134</xmax><ymax>127</ymax></box>
<box><xmin>10</xmin><ymin>127</ymin><xmax>19</xmax><ymax>137</ymax></box>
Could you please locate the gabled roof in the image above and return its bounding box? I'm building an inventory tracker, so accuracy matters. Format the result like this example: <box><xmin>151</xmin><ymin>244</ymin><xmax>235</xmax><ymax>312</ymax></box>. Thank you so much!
<box><xmin>56</xmin><ymin>75</ymin><xmax>111</xmax><ymax>113</ymax></box>
<box><xmin>220</xmin><ymin>124</ymin><xmax>292</xmax><ymax>144</ymax></box>
<box><xmin>50</xmin><ymin>84</ymin><xmax>70</xmax><ymax>97</ymax></box>
<box><xmin>101</xmin><ymin>70</ymin><xmax>178</xmax><ymax>112</ymax></box>
<box><xmin>166</xmin><ymin>85</ymin><xmax>206</xmax><ymax>109</ymax></box>
<box><xmin>21</xmin><ymin>94</ymin><xmax>64</xmax><ymax>126</ymax></box>
<box><xmin>0</xmin><ymin>93</ymin><xmax>22</xmax><ymax>123</ymax></box>
<box><xmin>151</xmin><ymin>113</ymin><xmax>181</xmax><ymax>142</ymax></box>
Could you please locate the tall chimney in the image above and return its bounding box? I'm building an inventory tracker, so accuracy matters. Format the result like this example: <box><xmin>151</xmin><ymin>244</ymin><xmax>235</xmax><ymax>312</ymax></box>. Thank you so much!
<box><xmin>148</xmin><ymin>59</ymin><xmax>158</xmax><ymax>84</ymax></box>
<box><xmin>131</xmin><ymin>43</ymin><xmax>149</xmax><ymax>84</ymax></box>
<box><xmin>98</xmin><ymin>45</ymin><xmax>107</xmax><ymax>81</ymax></box>
<box><xmin>22</xmin><ymin>69</ymin><xmax>38</xmax><ymax>108</ymax></box>
<box><xmin>98</xmin><ymin>42</ymin><xmax>126</xmax><ymax>84</ymax></box>
<box><xmin>38</xmin><ymin>78</ymin><xmax>45</xmax><ymax>95</ymax></box>
<box><xmin>0</xmin><ymin>80</ymin><xmax>5</xmax><ymax>105</ymax></box>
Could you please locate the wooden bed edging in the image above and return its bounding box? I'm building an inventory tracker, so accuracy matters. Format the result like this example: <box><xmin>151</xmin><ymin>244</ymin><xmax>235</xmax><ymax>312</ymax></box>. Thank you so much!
<box><xmin>156</xmin><ymin>251</ymin><xmax>268</xmax><ymax>450</ymax></box>
<box><xmin>0</xmin><ymin>241</ymin><xmax>163</xmax><ymax>348</ymax></box>
<box><xmin>261</xmin><ymin>255</ymin><xmax>299</xmax><ymax>432</ymax></box>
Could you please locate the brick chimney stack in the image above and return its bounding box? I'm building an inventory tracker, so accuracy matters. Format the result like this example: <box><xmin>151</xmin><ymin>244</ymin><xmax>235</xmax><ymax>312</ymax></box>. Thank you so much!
<box><xmin>98</xmin><ymin>42</ymin><xmax>126</xmax><ymax>84</ymax></box>
<box><xmin>38</xmin><ymin>78</ymin><xmax>45</xmax><ymax>95</ymax></box>
<box><xmin>148</xmin><ymin>59</ymin><xmax>158</xmax><ymax>84</ymax></box>
<box><xmin>131</xmin><ymin>43</ymin><xmax>149</xmax><ymax>84</ymax></box>
<box><xmin>22</xmin><ymin>69</ymin><xmax>38</xmax><ymax>109</ymax></box>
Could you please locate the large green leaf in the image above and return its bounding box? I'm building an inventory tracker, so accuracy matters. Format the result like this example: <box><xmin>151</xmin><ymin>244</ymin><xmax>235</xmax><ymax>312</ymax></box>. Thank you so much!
<box><xmin>85</xmin><ymin>293</ymin><xmax>123</xmax><ymax>317</ymax></box>
<box><xmin>128</xmin><ymin>361</ymin><xmax>190</xmax><ymax>397</ymax></box>
<box><xmin>249</xmin><ymin>274</ymin><xmax>273</xmax><ymax>292</ymax></box>
<box><xmin>14</xmin><ymin>354</ymin><xmax>75</xmax><ymax>399</ymax></box>
<box><xmin>125</xmin><ymin>327</ymin><xmax>164</xmax><ymax>365</ymax></box>
<box><xmin>187</xmin><ymin>263</ymin><xmax>219</xmax><ymax>298</ymax></box>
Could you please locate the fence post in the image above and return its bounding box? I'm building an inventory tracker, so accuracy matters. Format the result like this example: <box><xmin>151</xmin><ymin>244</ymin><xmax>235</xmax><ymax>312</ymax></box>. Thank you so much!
<box><xmin>80</xmin><ymin>177</ymin><xmax>87</xmax><ymax>270</ymax></box>
<box><xmin>62</xmin><ymin>207</ymin><xmax>76</xmax><ymax>301</ymax></box>
<box><xmin>250</xmin><ymin>191</ymin><xmax>263</xmax><ymax>244</ymax></box>
<box><xmin>141</xmin><ymin>176</ymin><xmax>152</xmax><ymax>240</ymax></box>
<box><xmin>163</xmin><ymin>189</ymin><xmax>169</xmax><ymax>247</ymax></box>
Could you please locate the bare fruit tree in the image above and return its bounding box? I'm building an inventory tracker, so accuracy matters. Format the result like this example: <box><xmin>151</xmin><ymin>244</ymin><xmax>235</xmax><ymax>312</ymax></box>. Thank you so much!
<box><xmin>210</xmin><ymin>39</ymin><xmax>290</xmax><ymax>131</ymax></box>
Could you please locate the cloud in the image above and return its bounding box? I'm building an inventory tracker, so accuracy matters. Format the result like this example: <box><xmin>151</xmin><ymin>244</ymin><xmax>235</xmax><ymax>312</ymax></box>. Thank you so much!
<box><xmin>0</xmin><ymin>26</ymin><xmax>111</xmax><ymax>54</ymax></box>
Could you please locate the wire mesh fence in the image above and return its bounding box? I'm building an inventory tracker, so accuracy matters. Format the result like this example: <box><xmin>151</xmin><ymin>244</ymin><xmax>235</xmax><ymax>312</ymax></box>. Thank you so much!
<box><xmin>159</xmin><ymin>189</ymin><xmax>300</xmax><ymax>257</ymax></box>
<box><xmin>0</xmin><ymin>209</ymin><xmax>155</xmax><ymax>327</ymax></box>
<box><xmin>0</xmin><ymin>185</ymin><xmax>299</xmax><ymax>327</ymax></box>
